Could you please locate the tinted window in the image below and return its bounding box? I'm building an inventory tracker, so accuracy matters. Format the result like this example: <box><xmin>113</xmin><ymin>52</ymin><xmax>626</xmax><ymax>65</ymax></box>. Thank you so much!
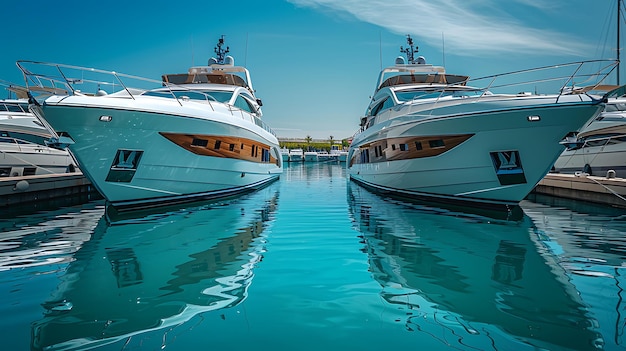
<box><xmin>372</xmin><ymin>97</ymin><xmax>395</xmax><ymax>116</ymax></box>
<box><xmin>191</xmin><ymin>138</ymin><xmax>208</xmax><ymax>147</ymax></box>
<box><xmin>234</xmin><ymin>95</ymin><xmax>254</xmax><ymax>113</ymax></box>
<box><xmin>143</xmin><ymin>90</ymin><xmax>233</xmax><ymax>103</ymax></box>
<box><xmin>429</xmin><ymin>139</ymin><xmax>445</xmax><ymax>148</ymax></box>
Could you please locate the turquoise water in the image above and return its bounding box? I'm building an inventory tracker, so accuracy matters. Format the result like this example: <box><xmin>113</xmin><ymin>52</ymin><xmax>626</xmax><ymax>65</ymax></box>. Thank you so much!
<box><xmin>1</xmin><ymin>162</ymin><xmax>625</xmax><ymax>351</ymax></box>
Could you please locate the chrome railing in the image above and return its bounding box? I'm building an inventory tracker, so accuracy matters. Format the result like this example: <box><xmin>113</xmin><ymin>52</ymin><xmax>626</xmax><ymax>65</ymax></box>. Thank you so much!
<box><xmin>15</xmin><ymin>61</ymin><xmax>276</xmax><ymax>137</ymax></box>
<box><xmin>352</xmin><ymin>59</ymin><xmax>621</xmax><ymax>139</ymax></box>
<box><xmin>467</xmin><ymin>59</ymin><xmax>619</xmax><ymax>99</ymax></box>
<box><xmin>395</xmin><ymin>59</ymin><xmax>621</xmax><ymax>106</ymax></box>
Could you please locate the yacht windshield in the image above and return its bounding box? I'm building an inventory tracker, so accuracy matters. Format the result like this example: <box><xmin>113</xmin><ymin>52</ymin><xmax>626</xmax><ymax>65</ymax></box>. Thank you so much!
<box><xmin>142</xmin><ymin>90</ymin><xmax>233</xmax><ymax>103</ymax></box>
<box><xmin>0</xmin><ymin>102</ymin><xmax>29</xmax><ymax>112</ymax></box>
<box><xmin>395</xmin><ymin>89</ymin><xmax>484</xmax><ymax>102</ymax></box>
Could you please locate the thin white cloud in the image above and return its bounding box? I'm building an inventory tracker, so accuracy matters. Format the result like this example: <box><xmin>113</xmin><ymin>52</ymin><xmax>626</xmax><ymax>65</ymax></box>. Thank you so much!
<box><xmin>288</xmin><ymin>0</ymin><xmax>591</xmax><ymax>56</ymax></box>
<box><xmin>510</xmin><ymin>0</ymin><xmax>561</xmax><ymax>11</ymax></box>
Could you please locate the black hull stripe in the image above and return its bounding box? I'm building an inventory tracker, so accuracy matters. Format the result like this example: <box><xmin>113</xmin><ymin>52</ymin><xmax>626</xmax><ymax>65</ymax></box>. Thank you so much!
<box><xmin>349</xmin><ymin>176</ymin><xmax>519</xmax><ymax>210</ymax></box>
<box><xmin>107</xmin><ymin>175</ymin><xmax>279</xmax><ymax>212</ymax></box>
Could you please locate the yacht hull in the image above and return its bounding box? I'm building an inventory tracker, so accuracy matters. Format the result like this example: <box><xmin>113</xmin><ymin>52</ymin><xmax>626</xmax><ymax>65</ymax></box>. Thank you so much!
<box><xmin>555</xmin><ymin>144</ymin><xmax>626</xmax><ymax>178</ymax></box>
<box><xmin>36</xmin><ymin>99</ymin><xmax>282</xmax><ymax>209</ymax></box>
<box><xmin>553</xmin><ymin>124</ymin><xmax>626</xmax><ymax>178</ymax></box>
<box><xmin>348</xmin><ymin>100</ymin><xmax>602</xmax><ymax>207</ymax></box>
<box><xmin>0</xmin><ymin>145</ymin><xmax>74</xmax><ymax>177</ymax></box>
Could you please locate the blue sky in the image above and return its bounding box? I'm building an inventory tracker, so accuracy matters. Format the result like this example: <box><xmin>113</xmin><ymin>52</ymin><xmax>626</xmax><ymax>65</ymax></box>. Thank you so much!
<box><xmin>1</xmin><ymin>0</ymin><xmax>622</xmax><ymax>140</ymax></box>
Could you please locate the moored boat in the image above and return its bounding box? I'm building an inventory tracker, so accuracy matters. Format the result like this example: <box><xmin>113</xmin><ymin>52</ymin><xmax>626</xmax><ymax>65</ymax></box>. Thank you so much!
<box><xmin>316</xmin><ymin>150</ymin><xmax>333</xmax><ymax>162</ymax></box>
<box><xmin>553</xmin><ymin>94</ymin><xmax>626</xmax><ymax>178</ymax></box>
<box><xmin>0</xmin><ymin>82</ymin><xmax>77</xmax><ymax>177</ymax></box>
<box><xmin>18</xmin><ymin>36</ymin><xmax>282</xmax><ymax>210</ymax></box>
<box><xmin>0</xmin><ymin>136</ymin><xmax>76</xmax><ymax>177</ymax></box>
<box><xmin>304</xmin><ymin>150</ymin><xmax>318</xmax><ymax>162</ymax></box>
<box><xmin>289</xmin><ymin>148</ymin><xmax>303</xmax><ymax>162</ymax></box>
<box><xmin>551</xmin><ymin>0</ymin><xmax>626</xmax><ymax>179</ymax></box>
<box><xmin>0</xmin><ymin>97</ymin><xmax>52</xmax><ymax>145</ymax></box>
<box><xmin>281</xmin><ymin>147</ymin><xmax>290</xmax><ymax>163</ymax></box>
<box><xmin>347</xmin><ymin>35</ymin><xmax>621</xmax><ymax>209</ymax></box>
<box><xmin>330</xmin><ymin>145</ymin><xmax>348</xmax><ymax>162</ymax></box>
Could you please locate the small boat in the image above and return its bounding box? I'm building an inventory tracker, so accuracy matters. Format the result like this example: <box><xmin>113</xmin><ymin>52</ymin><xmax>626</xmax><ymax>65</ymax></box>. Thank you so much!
<box><xmin>281</xmin><ymin>147</ymin><xmax>290</xmax><ymax>163</ymax></box>
<box><xmin>0</xmin><ymin>82</ymin><xmax>77</xmax><ymax>177</ymax></box>
<box><xmin>316</xmin><ymin>150</ymin><xmax>333</xmax><ymax>162</ymax></box>
<box><xmin>553</xmin><ymin>96</ymin><xmax>626</xmax><ymax>177</ymax></box>
<box><xmin>0</xmin><ymin>136</ymin><xmax>76</xmax><ymax>177</ymax></box>
<box><xmin>289</xmin><ymin>148</ymin><xmax>303</xmax><ymax>162</ymax></box>
<box><xmin>552</xmin><ymin>3</ymin><xmax>626</xmax><ymax>179</ymax></box>
<box><xmin>330</xmin><ymin>146</ymin><xmax>348</xmax><ymax>162</ymax></box>
<box><xmin>304</xmin><ymin>150</ymin><xmax>318</xmax><ymax>162</ymax></box>
<box><xmin>347</xmin><ymin>35</ymin><xmax>620</xmax><ymax>209</ymax></box>
<box><xmin>0</xmin><ymin>98</ymin><xmax>52</xmax><ymax>146</ymax></box>
<box><xmin>18</xmin><ymin>36</ymin><xmax>282</xmax><ymax>210</ymax></box>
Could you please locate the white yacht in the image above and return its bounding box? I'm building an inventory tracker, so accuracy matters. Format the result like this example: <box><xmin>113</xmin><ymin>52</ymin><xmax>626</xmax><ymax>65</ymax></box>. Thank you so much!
<box><xmin>552</xmin><ymin>96</ymin><xmax>626</xmax><ymax>178</ymax></box>
<box><xmin>0</xmin><ymin>98</ymin><xmax>52</xmax><ymax>145</ymax></box>
<box><xmin>304</xmin><ymin>150</ymin><xmax>318</xmax><ymax>162</ymax></box>
<box><xmin>330</xmin><ymin>145</ymin><xmax>348</xmax><ymax>162</ymax></box>
<box><xmin>281</xmin><ymin>147</ymin><xmax>290</xmax><ymax>163</ymax></box>
<box><xmin>289</xmin><ymin>148</ymin><xmax>303</xmax><ymax>162</ymax></box>
<box><xmin>18</xmin><ymin>36</ymin><xmax>282</xmax><ymax>210</ymax></box>
<box><xmin>316</xmin><ymin>150</ymin><xmax>333</xmax><ymax>162</ymax></box>
<box><xmin>0</xmin><ymin>84</ymin><xmax>77</xmax><ymax>177</ymax></box>
<box><xmin>347</xmin><ymin>35</ymin><xmax>619</xmax><ymax>209</ymax></box>
<box><xmin>0</xmin><ymin>136</ymin><xmax>76</xmax><ymax>177</ymax></box>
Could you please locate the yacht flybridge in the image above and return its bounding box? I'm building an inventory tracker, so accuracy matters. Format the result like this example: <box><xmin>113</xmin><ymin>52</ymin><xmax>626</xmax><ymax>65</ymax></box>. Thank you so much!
<box><xmin>347</xmin><ymin>35</ymin><xmax>622</xmax><ymax>209</ymax></box>
<box><xmin>17</xmin><ymin>36</ymin><xmax>282</xmax><ymax>210</ymax></box>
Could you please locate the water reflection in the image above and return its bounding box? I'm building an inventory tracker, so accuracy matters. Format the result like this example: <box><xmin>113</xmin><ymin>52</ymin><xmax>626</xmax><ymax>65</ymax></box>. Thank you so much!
<box><xmin>523</xmin><ymin>194</ymin><xmax>626</xmax><ymax>350</ymax></box>
<box><xmin>348</xmin><ymin>182</ymin><xmax>600</xmax><ymax>351</ymax></box>
<box><xmin>523</xmin><ymin>194</ymin><xmax>626</xmax><ymax>267</ymax></box>
<box><xmin>30</xmin><ymin>185</ymin><xmax>279</xmax><ymax>351</ymax></box>
<box><xmin>0</xmin><ymin>202</ymin><xmax>105</xmax><ymax>271</ymax></box>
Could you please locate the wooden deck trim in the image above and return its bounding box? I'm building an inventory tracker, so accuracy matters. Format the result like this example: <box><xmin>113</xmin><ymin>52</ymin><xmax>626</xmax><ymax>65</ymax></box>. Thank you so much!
<box><xmin>160</xmin><ymin>132</ymin><xmax>279</xmax><ymax>165</ymax></box>
<box><xmin>350</xmin><ymin>134</ymin><xmax>473</xmax><ymax>166</ymax></box>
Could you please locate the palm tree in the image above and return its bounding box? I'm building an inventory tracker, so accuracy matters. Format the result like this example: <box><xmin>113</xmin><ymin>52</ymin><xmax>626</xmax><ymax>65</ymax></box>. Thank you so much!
<box><xmin>305</xmin><ymin>135</ymin><xmax>312</xmax><ymax>151</ymax></box>
<box><xmin>329</xmin><ymin>135</ymin><xmax>334</xmax><ymax>149</ymax></box>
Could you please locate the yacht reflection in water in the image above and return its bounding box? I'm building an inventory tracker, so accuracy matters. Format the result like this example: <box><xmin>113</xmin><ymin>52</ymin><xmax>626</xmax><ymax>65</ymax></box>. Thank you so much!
<box><xmin>31</xmin><ymin>185</ymin><xmax>279</xmax><ymax>351</ymax></box>
<box><xmin>348</xmin><ymin>183</ymin><xmax>600</xmax><ymax>351</ymax></box>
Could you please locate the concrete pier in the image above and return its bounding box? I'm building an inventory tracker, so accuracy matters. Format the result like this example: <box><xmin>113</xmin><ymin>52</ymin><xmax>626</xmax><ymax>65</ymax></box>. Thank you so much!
<box><xmin>532</xmin><ymin>173</ymin><xmax>626</xmax><ymax>209</ymax></box>
<box><xmin>0</xmin><ymin>172</ymin><xmax>97</xmax><ymax>207</ymax></box>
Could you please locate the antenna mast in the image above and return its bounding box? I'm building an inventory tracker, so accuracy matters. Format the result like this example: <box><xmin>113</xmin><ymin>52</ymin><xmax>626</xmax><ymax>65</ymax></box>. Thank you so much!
<box><xmin>618</xmin><ymin>0</ymin><xmax>621</xmax><ymax>85</ymax></box>
<box><xmin>214</xmin><ymin>35</ymin><xmax>230</xmax><ymax>64</ymax></box>
<box><xmin>400</xmin><ymin>34</ymin><xmax>419</xmax><ymax>64</ymax></box>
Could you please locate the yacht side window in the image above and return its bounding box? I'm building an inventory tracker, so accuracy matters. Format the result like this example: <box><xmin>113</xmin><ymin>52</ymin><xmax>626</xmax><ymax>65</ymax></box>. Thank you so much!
<box><xmin>370</xmin><ymin>98</ymin><xmax>387</xmax><ymax>116</ymax></box>
<box><xmin>234</xmin><ymin>95</ymin><xmax>260</xmax><ymax>115</ymax></box>
<box><xmin>372</xmin><ymin>97</ymin><xmax>395</xmax><ymax>116</ymax></box>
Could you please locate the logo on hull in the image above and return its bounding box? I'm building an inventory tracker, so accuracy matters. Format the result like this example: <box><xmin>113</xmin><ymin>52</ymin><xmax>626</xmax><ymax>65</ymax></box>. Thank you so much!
<box><xmin>490</xmin><ymin>150</ymin><xmax>527</xmax><ymax>185</ymax></box>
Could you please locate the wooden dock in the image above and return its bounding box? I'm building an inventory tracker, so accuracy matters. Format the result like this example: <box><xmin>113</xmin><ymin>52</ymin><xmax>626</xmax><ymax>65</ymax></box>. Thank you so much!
<box><xmin>0</xmin><ymin>172</ymin><xmax>97</xmax><ymax>207</ymax></box>
<box><xmin>532</xmin><ymin>173</ymin><xmax>626</xmax><ymax>209</ymax></box>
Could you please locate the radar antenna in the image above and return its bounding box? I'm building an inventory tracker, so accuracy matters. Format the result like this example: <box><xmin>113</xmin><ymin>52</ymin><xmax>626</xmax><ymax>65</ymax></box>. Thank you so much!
<box><xmin>400</xmin><ymin>34</ymin><xmax>419</xmax><ymax>64</ymax></box>
<box><xmin>214</xmin><ymin>35</ymin><xmax>230</xmax><ymax>64</ymax></box>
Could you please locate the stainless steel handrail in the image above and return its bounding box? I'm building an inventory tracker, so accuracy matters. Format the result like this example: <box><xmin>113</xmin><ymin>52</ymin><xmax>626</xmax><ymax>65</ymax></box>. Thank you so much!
<box><xmin>15</xmin><ymin>60</ymin><xmax>277</xmax><ymax>137</ymax></box>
